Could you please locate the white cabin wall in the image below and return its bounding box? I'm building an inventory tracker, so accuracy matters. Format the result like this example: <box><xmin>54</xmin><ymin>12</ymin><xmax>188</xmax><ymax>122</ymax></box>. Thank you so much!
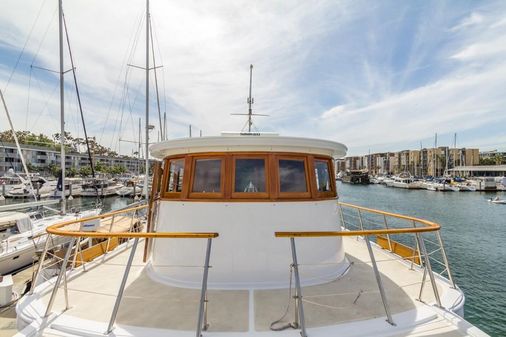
<box><xmin>149</xmin><ymin>200</ymin><xmax>347</xmax><ymax>289</ymax></box>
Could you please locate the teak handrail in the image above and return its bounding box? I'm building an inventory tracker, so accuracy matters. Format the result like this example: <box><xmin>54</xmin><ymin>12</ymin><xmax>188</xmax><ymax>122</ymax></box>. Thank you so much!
<box><xmin>45</xmin><ymin>205</ymin><xmax>218</xmax><ymax>239</ymax></box>
<box><xmin>275</xmin><ymin>202</ymin><xmax>440</xmax><ymax>238</ymax></box>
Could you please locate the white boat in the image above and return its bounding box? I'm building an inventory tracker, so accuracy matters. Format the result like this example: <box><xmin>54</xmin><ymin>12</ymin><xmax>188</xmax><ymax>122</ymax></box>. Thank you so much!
<box><xmin>115</xmin><ymin>185</ymin><xmax>142</xmax><ymax>197</ymax></box>
<box><xmin>81</xmin><ymin>179</ymin><xmax>122</xmax><ymax>197</ymax></box>
<box><xmin>488</xmin><ymin>196</ymin><xmax>506</xmax><ymax>204</ymax></box>
<box><xmin>0</xmin><ymin>208</ymin><xmax>99</xmax><ymax>275</ymax></box>
<box><xmin>5</xmin><ymin>177</ymin><xmax>56</xmax><ymax>198</ymax></box>
<box><xmin>16</xmin><ymin>134</ymin><xmax>490</xmax><ymax>337</ymax></box>
<box><xmin>458</xmin><ymin>183</ymin><xmax>476</xmax><ymax>192</ymax></box>
<box><xmin>52</xmin><ymin>178</ymin><xmax>83</xmax><ymax>198</ymax></box>
<box><xmin>391</xmin><ymin>173</ymin><xmax>421</xmax><ymax>189</ymax></box>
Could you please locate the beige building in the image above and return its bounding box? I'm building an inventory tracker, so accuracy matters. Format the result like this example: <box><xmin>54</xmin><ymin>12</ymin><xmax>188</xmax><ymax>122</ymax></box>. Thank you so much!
<box><xmin>337</xmin><ymin>147</ymin><xmax>480</xmax><ymax>177</ymax></box>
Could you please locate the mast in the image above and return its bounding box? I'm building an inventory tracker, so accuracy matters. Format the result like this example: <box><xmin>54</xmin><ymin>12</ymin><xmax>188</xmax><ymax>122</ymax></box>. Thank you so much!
<box><xmin>58</xmin><ymin>0</ymin><xmax>66</xmax><ymax>213</ymax></box>
<box><xmin>144</xmin><ymin>0</ymin><xmax>150</xmax><ymax>198</ymax></box>
<box><xmin>0</xmin><ymin>89</ymin><xmax>37</xmax><ymax>200</ymax></box>
<box><xmin>247</xmin><ymin>64</ymin><xmax>253</xmax><ymax>132</ymax></box>
<box><xmin>138</xmin><ymin>118</ymin><xmax>141</xmax><ymax>176</ymax></box>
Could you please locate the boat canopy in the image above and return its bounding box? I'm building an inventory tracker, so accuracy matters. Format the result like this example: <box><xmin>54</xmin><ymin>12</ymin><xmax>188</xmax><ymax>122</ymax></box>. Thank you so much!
<box><xmin>150</xmin><ymin>135</ymin><xmax>347</xmax><ymax>159</ymax></box>
<box><xmin>0</xmin><ymin>212</ymin><xmax>32</xmax><ymax>233</ymax></box>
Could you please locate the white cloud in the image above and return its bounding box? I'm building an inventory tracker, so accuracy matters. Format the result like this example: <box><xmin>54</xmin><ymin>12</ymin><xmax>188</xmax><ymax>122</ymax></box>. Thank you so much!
<box><xmin>1</xmin><ymin>1</ymin><xmax>506</xmax><ymax>158</ymax></box>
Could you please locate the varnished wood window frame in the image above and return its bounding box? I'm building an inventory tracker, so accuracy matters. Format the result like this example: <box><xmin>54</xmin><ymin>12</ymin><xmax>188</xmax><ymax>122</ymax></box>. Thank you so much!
<box><xmin>160</xmin><ymin>152</ymin><xmax>336</xmax><ymax>201</ymax></box>
<box><xmin>188</xmin><ymin>155</ymin><xmax>227</xmax><ymax>199</ymax></box>
<box><xmin>275</xmin><ymin>155</ymin><xmax>312</xmax><ymax>199</ymax></box>
<box><xmin>231</xmin><ymin>154</ymin><xmax>270</xmax><ymax>199</ymax></box>
<box><xmin>311</xmin><ymin>156</ymin><xmax>336</xmax><ymax>198</ymax></box>
<box><xmin>161</xmin><ymin>156</ymin><xmax>186</xmax><ymax>199</ymax></box>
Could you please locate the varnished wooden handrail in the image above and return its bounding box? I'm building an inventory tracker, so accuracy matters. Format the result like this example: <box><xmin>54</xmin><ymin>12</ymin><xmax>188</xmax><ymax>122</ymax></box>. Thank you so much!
<box><xmin>338</xmin><ymin>202</ymin><xmax>440</xmax><ymax>229</ymax></box>
<box><xmin>275</xmin><ymin>202</ymin><xmax>440</xmax><ymax>238</ymax></box>
<box><xmin>46</xmin><ymin>205</ymin><xmax>218</xmax><ymax>239</ymax></box>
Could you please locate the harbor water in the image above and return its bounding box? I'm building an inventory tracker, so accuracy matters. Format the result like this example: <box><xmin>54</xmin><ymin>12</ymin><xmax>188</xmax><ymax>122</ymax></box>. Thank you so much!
<box><xmin>337</xmin><ymin>181</ymin><xmax>506</xmax><ymax>337</ymax></box>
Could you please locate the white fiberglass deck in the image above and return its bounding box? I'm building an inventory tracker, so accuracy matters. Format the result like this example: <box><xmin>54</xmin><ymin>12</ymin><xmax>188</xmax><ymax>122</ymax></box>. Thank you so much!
<box><xmin>16</xmin><ymin>237</ymin><xmax>487</xmax><ymax>337</ymax></box>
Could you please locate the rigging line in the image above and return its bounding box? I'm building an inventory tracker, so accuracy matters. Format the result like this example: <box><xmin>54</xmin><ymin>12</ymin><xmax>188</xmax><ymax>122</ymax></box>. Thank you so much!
<box><xmin>149</xmin><ymin>18</ymin><xmax>163</xmax><ymax>141</ymax></box>
<box><xmin>26</xmin><ymin>66</ymin><xmax>33</xmax><ymax>130</ymax></box>
<box><xmin>151</xmin><ymin>17</ymin><xmax>167</xmax><ymax>135</ymax></box>
<box><xmin>29</xmin><ymin>81</ymin><xmax>59</xmax><ymax>130</ymax></box>
<box><xmin>30</xmin><ymin>6</ymin><xmax>58</xmax><ymax>67</ymax></box>
<box><xmin>98</xmin><ymin>9</ymin><xmax>144</xmax><ymax>145</ymax></box>
<box><xmin>2</xmin><ymin>0</ymin><xmax>48</xmax><ymax>92</ymax></box>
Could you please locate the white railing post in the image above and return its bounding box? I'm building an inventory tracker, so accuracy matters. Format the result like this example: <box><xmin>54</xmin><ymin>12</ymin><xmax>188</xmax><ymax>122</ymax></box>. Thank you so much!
<box><xmin>289</xmin><ymin>238</ymin><xmax>307</xmax><ymax>337</ymax></box>
<box><xmin>415</xmin><ymin>233</ymin><xmax>442</xmax><ymax>307</ymax></box>
<box><xmin>196</xmin><ymin>238</ymin><xmax>213</xmax><ymax>337</ymax></box>
<box><xmin>364</xmin><ymin>235</ymin><xmax>395</xmax><ymax>325</ymax></box>
<box><xmin>106</xmin><ymin>237</ymin><xmax>139</xmax><ymax>334</ymax></box>
<box><xmin>45</xmin><ymin>237</ymin><xmax>76</xmax><ymax>317</ymax></box>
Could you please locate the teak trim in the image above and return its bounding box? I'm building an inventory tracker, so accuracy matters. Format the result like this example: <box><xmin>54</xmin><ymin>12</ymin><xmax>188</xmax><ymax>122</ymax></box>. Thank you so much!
<box><xmin>161</xmin><ymin>151</ymin><xmax>337</xmax><ymax>202</ymax></box>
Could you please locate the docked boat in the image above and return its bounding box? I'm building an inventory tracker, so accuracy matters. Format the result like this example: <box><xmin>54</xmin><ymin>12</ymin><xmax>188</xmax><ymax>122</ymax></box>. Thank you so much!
<box><xmin>52</xmin><ymin>178</ymin><xmax>83</xmax><ymax>198</ymax></box>
<box><xmin>488</xmin><ymin>196</ymin><xmax>506</xmax><ymax>204</ymax></box>
<box><xmin>0</xmin><ymin>207</ymin><xmax>99</xmax><ymax>275</ymax></box>
<box><xmin>6</xmin><ymin>177</ymin><xmax>57</xmax><ymax>198</ymax></box>
<box><xmin>391</xmin><ymin>173</ymin><xmax>421</xmax><ymax>189</ymax></box>
<box><xmin>16</xmin><ymin>133</ymin><xmax>489</xmax><ymax>337</ymax></box>
<box><xmin>341</xmin><ymin>170</ymin><xmax>370</xmax><ymax>184</ymax></box>
<box><xmin>81</xmin><ymin>178</ymin><xmax>122</xmax><ymax>197</ymax></box>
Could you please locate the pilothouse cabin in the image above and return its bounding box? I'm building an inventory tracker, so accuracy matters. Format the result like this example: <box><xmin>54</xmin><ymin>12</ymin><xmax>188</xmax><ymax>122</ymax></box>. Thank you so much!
<box><xmin>149</xmin><ymin>133</ymin><xmax>348</xmax><ymax>288</ymax></box>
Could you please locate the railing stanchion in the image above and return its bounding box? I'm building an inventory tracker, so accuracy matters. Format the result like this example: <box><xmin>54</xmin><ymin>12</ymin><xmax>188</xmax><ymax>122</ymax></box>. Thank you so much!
<box><xmin>45</xmin><ymin>237</ymin><xmax>76</xmax><ymax>317</ymax></box>
<box><xmin>418</xmin><ymin>263</ymin><xmax>428</xmax><ymax>301</ymax></box>
<box><xmin>415</xmin><ymin>233</ymin><xmax>442</xmax><ymax>307</ymax></box>
<box><xmin>338</xmin><ymin>204</ymin><xmax>346</xmax><ymax>230</ymax></box>
<box><xmin>105</xmin><ymin>215</ymin><xmax>116</xmax><ymax>253</ymax></box>
<box><xmin>106</xmin><ymin>237</ymin><xmax>139</xmax><ymax>334</ymax></box>
<box><xmin>71</xmin><ymin>236</ymin><xmax>81</xmax><ymax>269</ymax></box>
<box><xmin>357</xmin><ymin>209</ymin><xmax>365</xmax><ymax>232</ymax></box>
<box><xmin>290</xmin><ymin>238</ymin><xmax>307</xmax><ymax>337</ymax></box>
<box><xmin>30</xmin><ymin>236</ymin><xmax>50</xmax><ymax>295</ymax></box>
<box><xmin>196</xmin><ymin>238</ymin><xmax>213</xmax><ymax>337</ymax></box>
<box><xmin>436</xmin><ymin>232</ymin><xmax>455</xmax><ymax>288</ymax></box>
<box><xmin>364</xmin><ymin>235</ymin><xmax>395</xmax><ymax>326</ymax></box>
<box><xmin>383</xmin><ymin>215</ymin><xmax>393</xmax><ymax>252</ymax></box>
<box><xmin>63</xmin><ymin>263</ymin><xmax>70</xmax><ymax>310</ymax></box>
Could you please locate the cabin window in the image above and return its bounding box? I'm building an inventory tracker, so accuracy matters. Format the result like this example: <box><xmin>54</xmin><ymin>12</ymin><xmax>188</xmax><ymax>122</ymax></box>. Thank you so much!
<box><xmin>279</xmin><ymin>159</ymin><xmax>307</xmax><ymax>193</ymax></box>
<box><xmin>192</xmin><ymin>158</ymin><xmax>223</xmax><ymax>193</ymax></box>
<box><xmin>233</xmin><ymin>158</ymin><xmax>267</xmax><ymax>195</ymax></box>
<box><xmin>314</xmin><ymin>159</ymin><xmax>331</xmax><ymax>192</ymax></box>
<box><xmin>166</xmin><ymin>159</ymin><xmax>185</xmax><ymax>193</ymax></box>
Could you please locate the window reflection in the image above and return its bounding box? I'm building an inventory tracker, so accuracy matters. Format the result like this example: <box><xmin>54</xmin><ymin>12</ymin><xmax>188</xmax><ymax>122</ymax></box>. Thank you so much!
<box><xmin>166</xmin><ymin>159</ymin><xmax>184</xmax><ymax>193</ymax></box>
<box><xmin>279</xmin><ymin>159</ymin><xmax>307</xmax><ymax>192</ymax></box>
<box><xmin>192</xmin><ymin>159</ymin><xmax>222</xmax><ymax>193</ymax></box>
<box><xmin>235</xmin><ymin>159</ymin><xmax>266</xmax><ymax>192</ymax></box>
<box><xmin>315</xmin><ymin>160</ymin><xmax>331</xmax><ymax>192</ymax></box>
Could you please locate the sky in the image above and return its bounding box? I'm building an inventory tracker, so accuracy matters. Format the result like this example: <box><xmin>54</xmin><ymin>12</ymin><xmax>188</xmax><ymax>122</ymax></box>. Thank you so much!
<box><xmin>1</xmin><ymin>0</ymin><xmax>505</xmax><ymax>157</ymax></box>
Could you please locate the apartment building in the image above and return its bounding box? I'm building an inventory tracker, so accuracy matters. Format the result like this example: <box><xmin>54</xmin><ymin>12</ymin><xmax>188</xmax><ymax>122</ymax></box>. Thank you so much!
<box><xmin>0</xmin><ymin>142</ymin><xmax>145</xmax><ymax>175</ymax></box>
<box><xmin>336</xmin><ymin>147</ymin><xmax>480</xmax><ymax>176</ymax></box>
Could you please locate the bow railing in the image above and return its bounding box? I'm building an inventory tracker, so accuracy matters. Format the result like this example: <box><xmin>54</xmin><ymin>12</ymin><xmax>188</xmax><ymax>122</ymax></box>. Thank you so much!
<box><xmin>275</xmin><ymin>201</ymin><xmax>455</xmax><ymax>337</ymax></box>
<box><xmin>30</xmin><ymin>204</ymin><xmax>218</xmax><ymax>337</ymax></box>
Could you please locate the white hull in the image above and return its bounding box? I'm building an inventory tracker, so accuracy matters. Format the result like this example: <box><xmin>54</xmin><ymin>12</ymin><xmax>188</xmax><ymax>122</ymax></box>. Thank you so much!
<box><xmin>0</xmin><ymin>210</ymin><xmax>99</xmax><ymax>275</ymax></box>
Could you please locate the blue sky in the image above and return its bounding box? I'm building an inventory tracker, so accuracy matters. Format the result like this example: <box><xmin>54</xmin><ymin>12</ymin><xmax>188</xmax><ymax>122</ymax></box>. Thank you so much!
<box><xmin>1</xmin><ymin>0</ymin><xmax>506</xmax><ymax>157</ymax></box>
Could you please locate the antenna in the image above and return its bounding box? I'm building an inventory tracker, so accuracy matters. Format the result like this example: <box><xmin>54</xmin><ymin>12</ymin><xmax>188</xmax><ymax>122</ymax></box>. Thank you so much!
<box><xmin>231</xmin><ymin>64</ymin><xmax>268</xmax><ymax>132</ymax></box>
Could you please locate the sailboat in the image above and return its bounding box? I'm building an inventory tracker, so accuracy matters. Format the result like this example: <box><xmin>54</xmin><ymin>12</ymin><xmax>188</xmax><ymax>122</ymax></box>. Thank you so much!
<box><xmin>0</xmin><ymin>0</ymin><xmax>100</xmax><ymax>276</ymax></box>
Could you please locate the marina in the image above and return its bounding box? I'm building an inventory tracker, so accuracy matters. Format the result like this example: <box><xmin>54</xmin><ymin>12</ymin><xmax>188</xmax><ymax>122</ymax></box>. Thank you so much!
<box><xmin>1</xmin><ymin>1</ymin><xmax>506</xmax><ymax>336</ymax></box>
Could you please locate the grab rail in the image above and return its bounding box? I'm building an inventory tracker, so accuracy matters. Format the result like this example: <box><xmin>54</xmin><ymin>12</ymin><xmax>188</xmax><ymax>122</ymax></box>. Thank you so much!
<box><xmin>275</xmin><ymin>201</ymin><xmax>455</xmax><ymax>337</ymax></box>
<box><xmin>32</xmin><ymin>205</ymin><xmax>218</xmax><ymax>337</ymax></box>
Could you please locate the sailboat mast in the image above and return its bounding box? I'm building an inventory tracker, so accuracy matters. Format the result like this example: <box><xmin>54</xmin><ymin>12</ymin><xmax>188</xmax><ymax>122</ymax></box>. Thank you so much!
<box><xmin>59</xmin><ymin>0</ymin><xmax>66</xmax><ymax>213</ymax></box>
<box><xmin>144</xmin><ymin>0</ymin><xmax>150</xmax><ymax>198</ymax></box>
<box><xmin>0</xmin><ymin>90</ymin><xmax>37</xmax><ymax>200</ymax></box>
<box><xmin>138</xmin><ymin>117</ymin><xmax>141</xmax><ymax>176</ymax></box>
<box><xmin>247</xmin><ymin>64</ymin><xmax>253</xmax><ymax>132</ymax></box>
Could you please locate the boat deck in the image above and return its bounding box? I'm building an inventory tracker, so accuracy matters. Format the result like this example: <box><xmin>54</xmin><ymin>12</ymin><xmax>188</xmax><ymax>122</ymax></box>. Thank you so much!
<box><xmin>17</xmin><ymin>237</ymin><xmax>487</xmax><ymax>337</ymax></box>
